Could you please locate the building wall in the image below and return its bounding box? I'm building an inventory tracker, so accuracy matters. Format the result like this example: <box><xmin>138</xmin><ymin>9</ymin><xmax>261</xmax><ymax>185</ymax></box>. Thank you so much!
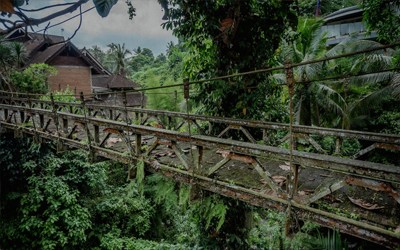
<box><xmin>48</xmin><ymin>66</ymin><xmax>92</xmax><ymax>95</ymax></box>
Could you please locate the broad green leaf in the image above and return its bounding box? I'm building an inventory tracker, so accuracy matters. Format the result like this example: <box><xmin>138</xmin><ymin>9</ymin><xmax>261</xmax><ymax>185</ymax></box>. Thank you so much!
<box><xmin>93</xmin><ymin>0</ymin><xmax>118</xmax><ymax>17</ymax></box>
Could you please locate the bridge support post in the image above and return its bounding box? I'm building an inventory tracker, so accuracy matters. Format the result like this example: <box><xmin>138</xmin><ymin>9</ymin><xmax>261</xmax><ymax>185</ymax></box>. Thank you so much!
<box><xmin>19</xmin><ymin>110</ymin><xmax>25</xmax><ymax>124</ymax></box>
<box><xmin>94</xmin><ymin>125</ymin><xmax>100</xmax><ymax>144</ymax></box>
<box><xmin>135</xmin><ymin>134</ymin><xmax>142</xmax><ymax>157</ymax></box>
<box><xmin>335</xmin><ymin>137</ymin><xmax>342</xmax><ymax>155</ymax></box>
<box><xmin>109</xmin><ymin>109</ymin><xmax>113</xmax><ymax>120</ymax></box>
<box><xmin>62</xmin><ymin>118</ymin><xmax>68</xmax><ymax>135</ymax></box>
<box><xmin>284</xmin><ymin>59</ymin><xmax>300</xmax><ymax>237</ymax></box>
<box><xmin>196</xmin><ymin>146</ymin><xmax>203</xmax><ymax>172</ymax></box>
<box><xmin>79</xmin><ymin>92</ymin><xmax>96</xmax><ymax>162</ymax></box>
<box><xmin>167</xmin><ymin>116</ymin><xmax>171</xmax><ymax>130</ymax></box>
<box><xmin>39</xmin><ymin>114</ymin><xmax>44</xmax><ymax>128</ymax></box>
<box><xmin>3</xmin><ymin>107</ymin><xmax>8</xmax><ymax>123</ymax></box>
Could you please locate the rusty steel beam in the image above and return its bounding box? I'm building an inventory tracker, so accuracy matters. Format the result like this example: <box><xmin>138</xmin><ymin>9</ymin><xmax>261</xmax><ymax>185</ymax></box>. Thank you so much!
<box><xmin>144</xmin><ymin>138</ymin><xmax>160</xmax><ymax>157</ymax></box>
<box><xmin>82</xmin><ymin>117</ymin><xmax>400</xmax><ymax>183</ymax></box>
<box><xmin>252</xmin><ymin>157</ymin><xmax>284</xmax><ymax>195</ymax></box>
<box><xmin>207</xmin><ymin>157</ymin><xmax>230</xmax><ymax>176</ymax></box>
<box><xmin>79</xmin><ymin>103</ymin><xmax>400</xmax><ymax>145</ymax></box>
<box><xmin>1</xmin><ymin>120</ymin><xmax>400</xmax><ymax>248</ymax></box>
<box><xmin>1</xmin><ymin>104</ymin><xmax>399</xmax><ymax>183</ymax></box>
<box><xmin>152</xmin><ymin>165</ymin><xmax>400</xmax><ymax>249</ymax></box>
<box><xmin>3</xmin><ymin>100</ymin><xmax>400</xmax><ymax>146</ymax></box>
<box><xmin>346</xmin><ymin>177</ymin><xmax>400</xmax><ymax>205</ymax></box>
<box><xmin>306</xmin><ymin>178</ymin><xmax>349</xmax><ymax>204</ymax></box>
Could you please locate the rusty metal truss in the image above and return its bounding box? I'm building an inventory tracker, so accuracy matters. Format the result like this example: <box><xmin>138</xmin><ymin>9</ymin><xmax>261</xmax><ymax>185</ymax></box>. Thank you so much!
<box><xmin>1</xmin><ymin>95</ymin><xmax>400</xmax><ymax>249</ymax></box>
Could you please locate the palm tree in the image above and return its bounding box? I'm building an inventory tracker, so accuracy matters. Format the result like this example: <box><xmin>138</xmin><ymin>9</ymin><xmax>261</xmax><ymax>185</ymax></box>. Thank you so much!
<box><xmin>166</xmin><ymin>41</ymin><xmax>174</xmax><ymax>56</ymax></box>
<box><xmin>132</xmin><ymin>46</ymin><xmax>142</xmax><ymax>56</ymax></box>
<box><xmin>88</xmin><ymin>45</ymin><xmax>106</xmax><ymax>65</ymax></box>
<box><xmin>106</xmin><ymin>43</ymin><xmax>132</xmax><ymax>76</ymax></box>
<box><xmin>0</xmin><ymin>38</ymin><xmax>26</xmax><ymax>91</ymax></box>
<box><xmin>274</xmin><ymin>17</ymin><xmax>400</xmax><ymax>130</ymax></box>
<box><xmin>322</xmin><ymin>39</ymin><xmax>400</xmax><ymax>129</ymax></box>
<box><xmin>273</xmin><ymin>18</ymin><xmax>345</xmax><ymax>126</ymax></box>
<box><xmin>12</xmin><ymin>42</ymin><xmax>27</xmax><ymax>69</ymax></box>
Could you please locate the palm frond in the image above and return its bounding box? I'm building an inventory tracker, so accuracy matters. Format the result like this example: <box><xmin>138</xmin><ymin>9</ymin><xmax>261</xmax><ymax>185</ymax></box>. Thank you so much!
<box><xmin>348</xmin><ymin>85</ymin><xmax>393</xmax><ymax>118</ymax></box>
<box><xmin>308</xmin><ymin>30</ymin><xmax>328</xmax><ymax>56</ymax></box>
<box><xmin>293</xmin><ymin>94</ymin><xmax>303</xmax><ymax>125</ymax></box>
<box><xmin>312</xmin><ymin>84</ymin><xmax>345</xmax><ymax>116</ymax></box>
<box><xmin>348</xmin><ymin>40</ymin><xmax>398</xmax><ymax>56</ymax></box>
<box><xmin>351</xmin><ymin>54</ymin><xmax>394</xmax><ymax>72</ymax></box>
<box><xmin>324</xmin><ymin>35</ymin><xmax>359</xmax><ymax>58</ymax></box>
<box><xmin>319</xmin><ymin>80</ymin><xmax>344</xmax><ymax>91</ymax></box>
<box><xmin>389</xmin><ymin>73</ymin><xmax>400</xmax><ymax>98</ymax></box>
<box><xmin>349</xmin><ymin>72</ymin><xmax>394</xmax><ymax>87</ymax></box>
<box><xmin>269</xmin><ymin>73</ymin><xmax>286</xmax><ymax>85</ymax></box>
<box><xmin>280</xmin><ymin>41</ymin><xmax>303</xmax><ymax>64</ymax></box>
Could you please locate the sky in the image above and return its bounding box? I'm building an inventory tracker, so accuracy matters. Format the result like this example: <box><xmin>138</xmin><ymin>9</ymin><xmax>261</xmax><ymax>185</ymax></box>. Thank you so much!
<box><xmin>14</xmin><ymin>0</ymin><xmax>178</xmax><ymax>56</ymax></box>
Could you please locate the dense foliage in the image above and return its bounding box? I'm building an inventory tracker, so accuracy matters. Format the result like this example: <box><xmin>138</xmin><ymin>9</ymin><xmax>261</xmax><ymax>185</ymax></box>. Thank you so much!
<box><xmin>1</xmin><ymin>136</ymin><xmax>351</xmax><ymax>249</ymax></box>
<box><xmin>9</xmin><ymin>63</ymin><xmax>58</xmax><ymax>94</ymax></box>
<box><xmin>297</xmin><ymin>0</ymin><xmax>358</xmax><ymax>17</ymax></box>
<box><xmin>1</xmin><ymin>1</ymin><xmax>399</xmax><ymax>249</ymax></box>
<box><xmin>163</xmin><ymin>0</ymin><xmax>296</xmax><ymax>122</ymax></box>
<box><xmin>360</xmin><ymin>0</ymin><xmax>400</xmax><ymax>42</ymax></box>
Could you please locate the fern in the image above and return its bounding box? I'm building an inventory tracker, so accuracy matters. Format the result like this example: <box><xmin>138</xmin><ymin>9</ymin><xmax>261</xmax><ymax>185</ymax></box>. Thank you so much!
<box><xmin>304</xmin><ymin>228</ymin><xmax>349</xmax><ymax>250</ymax></box>
<box><xmin>178</xmin><ymin>184</ymin><xmax>190</xmax><ymax>208</ymax></box>
<box><xmin>145</xmin><ymin>174</ymin><xmax>179</xmax><ymax>215</ymax></box>
<box><xmin>126</xmin><ymin>180</ymin><xmax>138</xmax><ymax>197</ymax></box>
<box><xmin>197</xmin><ymin>196</ymin><xmax>228</xmax><ymax>231</ymax></box>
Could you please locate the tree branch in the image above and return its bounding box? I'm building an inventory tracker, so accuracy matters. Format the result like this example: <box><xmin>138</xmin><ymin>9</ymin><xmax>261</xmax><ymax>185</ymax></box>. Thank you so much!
<box><xmin>0</xmin><ymin>0</ymin><xmax>89</xmax><ymax>35</ymax></box>
<box><xmin>18</xmin><ymin>2</ymin><xmax>76</xmax><ymax>12</ymax></box>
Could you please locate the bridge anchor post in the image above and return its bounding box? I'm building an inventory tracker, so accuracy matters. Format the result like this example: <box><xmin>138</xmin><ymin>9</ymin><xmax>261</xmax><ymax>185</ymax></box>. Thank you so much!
<box><xmin>284</xmin><ymin>59</ymin><xmax>301</xmax><ymax>238</ymax></box>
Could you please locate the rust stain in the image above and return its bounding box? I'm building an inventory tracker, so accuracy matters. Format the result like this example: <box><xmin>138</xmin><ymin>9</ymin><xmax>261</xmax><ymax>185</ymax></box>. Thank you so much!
<box><xmin>103</xmin><ymin>128</ymin><xmax>119</xmax><ymax>134</ymax></box>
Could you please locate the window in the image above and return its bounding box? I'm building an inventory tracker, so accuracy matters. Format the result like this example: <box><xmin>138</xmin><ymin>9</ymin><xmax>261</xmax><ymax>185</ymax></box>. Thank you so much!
<box><xmin>333</xmin><ymin>24</ymin><xmax>341</xmax><ymax>37</ymax></box>
<box><xmin>349</xmin><ymin>22</ymin><xmax>356</xmax><ymax>34</ymax></box>
<box><xmin>361</xmin><ymin>22</ymin><xmax>367</xmax><ymax>32</ymax></box>
<box><xmin>341</xmin><ymin>23</ymin><xmax>349</xmax><ymax>36</ymax></box>
<box><xmin>355</xmin><ymin>22</ymin><xmax>362</xmax><ymax>33</ymax></box>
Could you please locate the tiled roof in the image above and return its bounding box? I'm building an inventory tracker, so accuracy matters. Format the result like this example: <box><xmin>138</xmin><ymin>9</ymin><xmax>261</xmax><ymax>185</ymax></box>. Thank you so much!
<box><xmin>99</xmin><ymin>92</ymin><xmax>147</xmax><ymax>107</ymax></box>
<box><xmin>26</xmin><ymin>43</ymin><xmax>66</xmax><ymax>66</ymax></box>
<box><xmin>92</xmin><ymin>76</ymin><xmax>111</xmax><ymax>88</ymax></box>
<box><xmin>80</xmin><ymin>48</ymin><xmax>111</xmax><ymax>76</ymax></box>
<box><xmin>21</xmin><ymin>32</ymin><xmax>65</xmax><ymax>56</ymax></box>
<box><xmin>109</xmin><ymin>75</ymin><xmax>141</xmax><ymax>89</ymax></box>
<box><xmin>92</xmin><ymin>75</ymin><xmax>141</xmax><ymax>89</ymax></box>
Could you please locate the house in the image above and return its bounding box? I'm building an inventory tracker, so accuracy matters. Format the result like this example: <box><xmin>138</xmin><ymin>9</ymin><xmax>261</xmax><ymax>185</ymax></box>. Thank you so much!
<box><xmin>5</xmin><ymin>29</ymin><xmax>109</xmax><ymax>95</ymax></box>
<box><xmin>91</xmin><ymin>74</ymin><xmax>147</xmax><ymax>107</ymax></box>
<box><xmin>321</xmin><ymin>6</ymin><xmax>378</xmax><ymax>46</ymax></box>
<box><xmin>4</xmin><ymin>29</ymin><xmax>145</xmax><ymax>107</ymax></box>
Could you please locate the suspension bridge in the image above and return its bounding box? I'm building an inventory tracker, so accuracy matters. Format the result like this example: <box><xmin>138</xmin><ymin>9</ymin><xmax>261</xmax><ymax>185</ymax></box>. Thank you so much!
<box><xmin>1</xmin><ymin>44</ymin><xmax>400</xmax><ymax>248</ymax></box>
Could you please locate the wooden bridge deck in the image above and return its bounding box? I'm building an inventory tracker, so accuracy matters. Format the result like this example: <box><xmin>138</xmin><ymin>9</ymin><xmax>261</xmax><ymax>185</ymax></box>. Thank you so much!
<box><xmin>1</xmin><ymin>96</ymin><xmax>400</xmax><ymax>248</ymax></box>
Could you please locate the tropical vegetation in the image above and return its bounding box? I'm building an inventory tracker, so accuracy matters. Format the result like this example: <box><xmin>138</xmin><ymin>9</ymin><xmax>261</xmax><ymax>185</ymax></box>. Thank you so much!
<box><xmin>1</xmin><ymin>0</ymin><xmax>400</xmax><ymax>249</ymax></box>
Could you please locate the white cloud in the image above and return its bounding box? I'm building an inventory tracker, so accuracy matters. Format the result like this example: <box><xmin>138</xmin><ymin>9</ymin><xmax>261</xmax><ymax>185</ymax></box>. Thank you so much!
<box><xmin>57</xmin><ymin>1</ymin><xmax>172</xmax><ymax>38</ymax></box>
